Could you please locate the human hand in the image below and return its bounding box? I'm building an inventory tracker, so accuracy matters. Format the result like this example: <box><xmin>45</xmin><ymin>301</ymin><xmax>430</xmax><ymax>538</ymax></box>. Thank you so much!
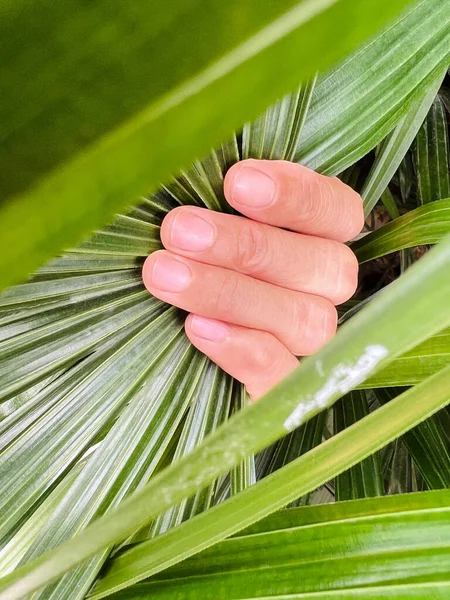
<box><xmin>142</xmin><ymin>159</ymin><xmax>364</xmax><ymax>400</ymax></box>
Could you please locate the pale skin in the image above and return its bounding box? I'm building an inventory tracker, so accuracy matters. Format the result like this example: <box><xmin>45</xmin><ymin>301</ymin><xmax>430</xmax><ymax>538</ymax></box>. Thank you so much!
<box><xmin>142</xmin><ymin>159</ymin><xmax>364</xmax><ymax>400</ymax></box>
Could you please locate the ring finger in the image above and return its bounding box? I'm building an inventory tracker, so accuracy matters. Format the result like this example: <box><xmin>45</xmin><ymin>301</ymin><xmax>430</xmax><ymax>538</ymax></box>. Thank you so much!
<box><xmin>142</xmin><ymin>250</ymin><xmax>337</xmax><ymax>356</ymax></box>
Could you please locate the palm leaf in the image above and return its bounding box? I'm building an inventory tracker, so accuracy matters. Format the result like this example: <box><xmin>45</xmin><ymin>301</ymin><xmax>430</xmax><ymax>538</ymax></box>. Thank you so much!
<box><xmin>103</xmin><ymin>491</ymin><xmax>450</xmax><ymax>599</ymax></box>
<box><xmin>89</xmin><ymin>365</ymin><xmax>450</xmax><ymax>598</ymax></box>
<box><xmin>361</xmin><ymin>70</ymin><xmax>445</xmax><ymax>217</ymax></box>
<box><xmin>3</xmin><ymin>218</ymin><xmax>450</xmax><ymax>598</ymax></box>
<box><xmin>365</xmin><ymin>326</ymin><xmax>450</xmax><ymax>387</ymax></box>
<box><xmin>415</xmin><ymin>95</ymin><xmax>450</xmax><ymax>203</ymax></box>
<box><xmin>334</xmin><ymin>390</ymin><xmax>383</xmax><ymax>500</ymax></box>
<box><xmin>376</xmin><ymin>388</ymin><xmax>450</xmax><ymax>489</ymax></box>
<box><xmin>352</xmin><ymin>198</ymin><xmax>450</xmax><ymax>262</ymax></box>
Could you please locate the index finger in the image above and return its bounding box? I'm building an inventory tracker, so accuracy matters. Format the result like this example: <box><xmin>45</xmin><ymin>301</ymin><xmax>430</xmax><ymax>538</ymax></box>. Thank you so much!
<box><xmin>224</xmin><ymin>159</ymin><xmax>364</xmax><ymax>242</ymax></box>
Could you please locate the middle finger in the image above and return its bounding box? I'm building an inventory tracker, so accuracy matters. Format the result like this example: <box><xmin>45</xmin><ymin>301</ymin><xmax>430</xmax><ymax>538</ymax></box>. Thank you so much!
<box><xmin>160</xmin><ymin>206</ymin><xmax>358</xmax><ymax>305</ymax></box>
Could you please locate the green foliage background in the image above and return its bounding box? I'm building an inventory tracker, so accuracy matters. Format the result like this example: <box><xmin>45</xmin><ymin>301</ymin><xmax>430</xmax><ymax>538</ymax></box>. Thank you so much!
<box><xmin>0</xmin><ymin>1</ymin><xmax>450</xmax><ymax>598</ymax></box>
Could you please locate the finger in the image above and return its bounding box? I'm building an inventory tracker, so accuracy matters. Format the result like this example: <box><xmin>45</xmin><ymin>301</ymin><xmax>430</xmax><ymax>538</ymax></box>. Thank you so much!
<box><xmin>185</xmin><ymin>315</ymin><xmax>299</xmax><ymax>400</ymax></box>
<box><xmin>161</xmin><ymin>206</ymin><xmax>358</xmax><ymax>305</ymax></box>
<box><xmin>224</xmin><ymin>159</ymin><xmax>364</xmax><ymax>242</ymax></box>
<box><xmin>142</xmin><ymin>250</ymin><xmax>337</xmax><ymax>356</ymax></box>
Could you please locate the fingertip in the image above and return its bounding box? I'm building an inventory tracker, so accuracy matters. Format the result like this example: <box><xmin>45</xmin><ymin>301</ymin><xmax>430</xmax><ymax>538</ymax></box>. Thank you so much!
<box><xmin>224</xmin><ymin>160</ymin><xmax>276</xmax><ymax>210</ymax></box>
<box><xmin>224</xmin><ymin>160</ymin><xmax>257</xmax><ymax>199</ymax></box>
<box><xmin>185</xmin><ymin>317</ymin><xmax>299</xmax><ymax>401</ymax></box>
<box><xmin>185</xmin><ymin>314</ymin><xmax>230</xmax><ymax>344</ymax></box>
<box><xmin>332</xmin><ymin>181</ymin><xmax>365</xmax><ymax>242</ymax></box>
<box><xmin>159</xmin><ymin>207</ymin><xmax>178</xmax><ymax>249</ymax></box>
<box><xmin>141</xmin><ymin>252</ymin><xmax>157</xmax><ymax>292</ymax></box>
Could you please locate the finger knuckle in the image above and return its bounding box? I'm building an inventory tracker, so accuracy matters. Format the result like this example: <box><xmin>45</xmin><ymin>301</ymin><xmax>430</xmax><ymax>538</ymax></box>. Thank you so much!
<box><xmin>214</xmin><ymin>273</ymin><xmax>242</xmax><ymax>314</ymax></box>
<box><xmin>287</xmin><ymin>294</ymin><xmax>313</xmax><ymax>355</ymax></box>
<box><xmin>296</xmin><ymin>170</ymin><xmax>322</xmax><ymax>225</ymax></box>
<box><xmin>289</xmin><ymin>296</ymin><xmax>337</xmax><ymax>356</ymax></box>
<box><xmin>235</xmin><ymin>220</ymin><xmax>269</xmax><ymax>273</ymax></box>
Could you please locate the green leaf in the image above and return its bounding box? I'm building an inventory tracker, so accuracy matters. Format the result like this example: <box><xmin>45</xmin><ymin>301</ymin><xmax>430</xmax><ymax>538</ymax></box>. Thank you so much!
<box><xmin>352</xmin><ymin>198</ymin><xmax>450</xmax><ymax>263</ymax></box>
<box><xmin>256</xmin><ymin>412</ymin><xmax>326</xmax><ymax>506</ymax></box>
<box><xmin>415</xmin><ymin>95</ymin><xmax>450</xmax><ymax>204</ymax></box>
<box><xmin>229</xmin><ymin>385</ymin><xmax>256</xmax><ymax>496</ymax></box>
<box><xmin>2</xmin><ymin>230</ymin><xmax>450</xmax><ymax>599</ymax></box>
<box><xmin>334</xmin><ymin>390</ymin><xmax>383</xmax><ymax>500</ymax></box>
<box><xmin>294</xmin><ymin>0</ymin><xmax>450</xmax><ymax>174</ymax></box>
<box><xmin>365</xmin><ymin>326</ymin><xmax>450</xmax><ymax>388</ymax></box>
<box><xmin>148</xmin><ymin>363</ymin><xmax>233</xmax><ymax>539</ymax></box>
<box><xmin>91</xmin><ymin>366</ymin><xmax>450</xmax><ymax>599</ymax></box>
<box><xmin>361</xmin><ymin>70</ymin><xmax>445</xmax><ymax>217</ymax></box>
<box><xmin>105</xmin><ymin>491</ymin><xmax>450</xmax><ymax>599</ymax></box>
<box><xmin>0</xmin><ymin>0</ymin><xmax>416</xmax><ymax>290</ymax></box>
<box><xmin>5</xmin><ymin>340</ymin><xmax>209</xmax><ymax>600</ymax></box>
<box><xmin>376</xmin><ymin>388</ymin><xmax>450</xmax><ymax>489</ymax></box>
<box><xmin>383</xmin><ymin>438</ymin><xmax>422</xmax><ymax>494</ymax></box>
<box><xmin>242</xmin><ymin>76</ymin><xmax>317</xmax><ymax>160</ymax></box>
<box><xmin>1</xmin><ymin>6</ymin><xmax>450</xmax><ymax>595</ymax></box>
<box><xmin>380</xmin><ymin>188</ymin><xmax>400</xmax><ymax>220</ymax></box>
<box><xmin>0</xmin><ymin>310</ymin><xmax>186</xmax><ymax>539</ymax></box>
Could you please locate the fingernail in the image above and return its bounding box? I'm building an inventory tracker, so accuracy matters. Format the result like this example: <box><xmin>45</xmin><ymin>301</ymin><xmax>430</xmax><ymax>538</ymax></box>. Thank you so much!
<box><xmin>231</xmin><ymin>167</ymin><xmax>276</xmax><ymax>207</ymax></box>
<box><xmin>191</xmin><ymin>315</ymin><xmax>229</xmax><ymax>342</ymax></box>
<box><xmin>151</xmin><ymin>255</ymin><xmax>192</xmax><ymax>292</ymax></box>
<box><xmin>170</xmin><ymin>212</ymin><xmax>214</xmax><ymax>251</ymax></box>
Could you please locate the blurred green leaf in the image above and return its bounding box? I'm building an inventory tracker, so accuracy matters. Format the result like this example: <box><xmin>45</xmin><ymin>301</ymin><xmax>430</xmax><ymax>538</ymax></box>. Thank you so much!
<box><xmin>376</xmin><ymin>388</ymin><xmax>450</xmax><ymax>489</ymax></box>
<box><xmin>0</xmin><ymin>0</ymin><xmax>417</xmax><ymax>290</ymax></box>
<box><xmin>365</xmin><ymin>327</ymin><xmax>450</xmax><ymax>388</ymax></box>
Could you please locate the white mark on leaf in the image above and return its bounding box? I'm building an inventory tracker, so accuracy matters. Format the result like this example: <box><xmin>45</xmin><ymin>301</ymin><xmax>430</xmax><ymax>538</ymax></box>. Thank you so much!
<box><xmin>284</xmin><ymin>345</ymin><xmax>388</xmax><ymax>431</ymax></box>
<box><xmin>315</xmin><ymin>360</ymin><xmax>324</xmax><ymax>377</ymax></box>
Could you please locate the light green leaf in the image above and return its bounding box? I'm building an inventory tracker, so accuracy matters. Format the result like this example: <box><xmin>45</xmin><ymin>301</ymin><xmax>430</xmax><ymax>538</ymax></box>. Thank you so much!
<box><xmin>104</xmin><ymin>491</ymin><xmax>450</xmax><ymax>599</ymax></box>
<box><xmin>294</xmin><ymin>0</ymin><xmax>450</xmax><ymax>174</ymax></box>
<box><xmin>376</xmin><ymin>388</ymin><xmax>450</xmax><ymax>489</ymax></box>
<box><xmin>230</xmin><ymin>385</ymin><xmax>256</xmax><ymax>496</ymax></box>
<box><xmin>0</xmin><ymin>0</ymin><xmax>416</xmax><ymax>290</ymax></box>
<box><xmin>361</xmin><ymin>70</ymin><xmax>445</xmax><ymax>217</ymax></box>
<box><xmin>365</xmin><ymin>326</ymin><xmax>450</xmax><ymax>388</ymax></box>
<box><xmin>148</xmin><ymin>364</ymin><xmax>232</xmax><ymax>539</ymax></box>
<box><xmin>242</xmin><ymin>76</ymin><xmax>317</xmax><ymax>160</ymax></box>
<box><xmin>256</xmin><ymin>413</ymin><xmax>326</xmax><ymax>507</ymax></box>
<box><xmin>352</xmin><ymin>198</ymin><xmax>450</xmax><ymax>263</ymax></box>
<box><xmin>91</xmin><ymin>365</ymin><xmax>450</xmax><ymax>599</ymax></box>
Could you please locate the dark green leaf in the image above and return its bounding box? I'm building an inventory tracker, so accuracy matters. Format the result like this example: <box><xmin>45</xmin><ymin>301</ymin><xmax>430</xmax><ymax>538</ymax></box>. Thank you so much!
<box><xmin>415</xmin><ymin>95</ymin><xmax>450</xmax><ymax>204</ymax></box>
<box><xmin>376</xmin><ymin>388</ymin><xmax>450</xmax><ymax>489</ymax></box>
<box><xmin>334</xmin><ymin>390</ymin><xmax>383</xmax><ymax>500</ymax></box>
